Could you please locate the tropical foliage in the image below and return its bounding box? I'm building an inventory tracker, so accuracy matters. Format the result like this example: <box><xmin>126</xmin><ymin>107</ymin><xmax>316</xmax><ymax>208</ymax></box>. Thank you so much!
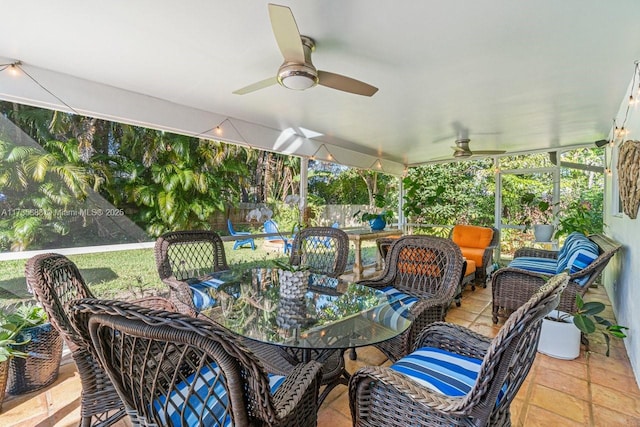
<box><xmin>0</xmin><ymin>102</ymin><xmax>303</xmax><ymax>249</ymax></box>
<box><xmin>403</xmin><ymin>159</ymin><xmax>495</xmax><ymax>226</ymax></box>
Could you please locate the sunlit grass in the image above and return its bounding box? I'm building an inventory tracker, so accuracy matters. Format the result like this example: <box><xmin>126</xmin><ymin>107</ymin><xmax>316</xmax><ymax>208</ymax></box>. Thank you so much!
<box><xmin>0</xmin><ymin>239</ymin><xmax>378</xmax><ymax>306</ymax></box>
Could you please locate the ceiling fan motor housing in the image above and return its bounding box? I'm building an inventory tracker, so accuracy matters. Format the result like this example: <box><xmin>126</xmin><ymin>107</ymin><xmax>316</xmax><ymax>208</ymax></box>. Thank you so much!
<box><xmin>277</xmin><ymin>35</ymin><xmax>318</xmax><ymax>90</ymax></box>
<box><xmin>277</xmin><ymin>62</ymin><xmax>318</xmax><ymax>90</ymax></box>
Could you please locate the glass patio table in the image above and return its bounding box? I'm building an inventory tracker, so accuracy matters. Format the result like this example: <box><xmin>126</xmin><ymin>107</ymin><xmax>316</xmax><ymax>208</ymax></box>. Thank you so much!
<box><xmin>199</xmin><ymin>267</ymin><xmax>413</xmax><ymax>402</ymax></box>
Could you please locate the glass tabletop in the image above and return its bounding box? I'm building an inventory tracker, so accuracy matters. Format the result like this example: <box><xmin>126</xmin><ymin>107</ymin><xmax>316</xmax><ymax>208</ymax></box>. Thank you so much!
<box><xmin>200</xmin><ymin>267</ymin><xmax>413</xmax><ymax>350</ymax></box>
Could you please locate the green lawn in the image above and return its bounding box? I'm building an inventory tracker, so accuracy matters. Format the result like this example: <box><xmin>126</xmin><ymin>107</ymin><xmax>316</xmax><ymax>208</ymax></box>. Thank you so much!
<box><xmin>0</xmin><ymin>239</ymin><xmax>378</xmax><ymax>307</ymax></box>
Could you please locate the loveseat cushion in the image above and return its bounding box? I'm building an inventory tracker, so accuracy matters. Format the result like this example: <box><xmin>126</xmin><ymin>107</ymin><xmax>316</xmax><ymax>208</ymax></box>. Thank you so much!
<box><xmin>153</xmin><ymin>365</ymin><xmax>285</xmax><ymax>426</ymax></box>
<box><xmin>556</xmin><ymin>232</ymin><xmax>589</xmax><ymax>273</ymax></box>
<box><xmin>554</xmin><ymin>233</ymin><xmax>599</xmax><ymax>285</ymax></box>
<box><xmin>390</xmin><ymin>347</ymin><xmax>504</xmax><ymax>402</ymax></box>
<box><xmin>452</xmin><ymin>225</ymin><xmax>494</xmax><ymax>250</ymax></box>
<box><xmin>508</xmin><ymin>257</ymin><xmax>558</xmax><ymax>275</ymax></box>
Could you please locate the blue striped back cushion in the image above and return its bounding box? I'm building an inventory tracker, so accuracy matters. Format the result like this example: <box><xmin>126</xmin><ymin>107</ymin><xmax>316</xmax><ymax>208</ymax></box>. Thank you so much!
<box><xmin>188</xmin><ymin>277</ymin><xmax>225</xmax><ymax>310</ymax></box>
<box><xmin>153</xmin><ymin>365</ymin><xmax>285</xmax><ymax>426</ymax></box>
<box><xmin>391</xmin><ymin>347</ymin><xmax>505</xmax><ymax>403</ymax></box>
<box><xmin>364</xmin><ymin>286</ymin><xmax>417</xmax><ymax>329</ymax></box>
<box><xmin>556</xmin><ymin>232</ymin><xmax>589</xmax><ymax>273</ymax></box>
<box><xmin>508</xmin><ymin>257</ymin><xmax>558</xmax><ymax>275</ymax></box>
<box><xmin>567</xmin><ymin>244</ymin><xmax>599</xmax><ymax>286</ymax></box>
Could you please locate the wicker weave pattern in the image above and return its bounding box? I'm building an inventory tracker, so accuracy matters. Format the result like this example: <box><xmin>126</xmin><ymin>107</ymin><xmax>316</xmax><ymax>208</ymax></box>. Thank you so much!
<box><xmin>25</xmin><ymin>253</ymin><xmax>126</xmax><ymax>426</ymax></box>
<box><xmin>289</xmin><ymin>227</ymin><xmax>350</xmax><ymax>278</ymax></box>
<box><xmin>492</xmin><ymin>234</ymin><xmax>621</xmax><ymax>323</ymax></box>
<box><xmin>25</xmin><ymin>253</ymin><xmax>177</xmax><ymax>427</ymax></box>
<box><xmin>70</xmin><ymin>298</ymin><xmax>322</xmax><ymax>427</ymax></box>
<box><xmin>155</xmin><ymin>230</ymin><xmax>230</xmax><ymax>316</ymax></box>
<box><xmin>349</xmin><ymin>273</ymin><xmax>569</xmax><ymax>427</ymax></box>
<box><xmin>357</xmin><ymin>235</ymin><xmax>465</xmax><ymax>361</ymax></box>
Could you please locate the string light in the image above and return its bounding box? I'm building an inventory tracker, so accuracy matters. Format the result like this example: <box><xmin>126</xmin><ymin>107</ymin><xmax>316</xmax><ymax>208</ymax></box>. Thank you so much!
<box><xmin>369</xmin><ymin>158</ymin><xmax>383</xmax><ymax>169</ymax></box>
<box><xmin>308</xmin><ymin>144</ymin><xmax>338</xmax><ymax>163</ymax></box>
<box><xmin>9</xmin><ymin>62</ymin><xmax>20</xmax><ymax>76</ymax></box>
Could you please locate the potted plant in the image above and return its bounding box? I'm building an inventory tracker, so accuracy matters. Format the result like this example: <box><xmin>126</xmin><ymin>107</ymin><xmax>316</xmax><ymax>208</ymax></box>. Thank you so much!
<box><xmin>538</xmin><ymin>294</ymin><xmax>628</xmax><ymax>359</ymax></box>
<box><xmin>273</xmin><ymin>259</ymin><xmax>311</xmax><ymax>299</ymax></box>
<box><xmin>3</xmin><ymin>303</ymin><xmax>63</xmax><ymax>395</ymax></box>
<box><xmin>353</xmin><ymin>193</ymin><xmax>395</xmax><ymax>231</ymax></box>
<box><xmin>0</xmin><ymin>308</ymin><xmax>30</xmax><ymax>411</ymax></box>
<box><xmin>520</xmin><ymin>192</ymin><xmax>555</xmax><ymax>242</ymax></box>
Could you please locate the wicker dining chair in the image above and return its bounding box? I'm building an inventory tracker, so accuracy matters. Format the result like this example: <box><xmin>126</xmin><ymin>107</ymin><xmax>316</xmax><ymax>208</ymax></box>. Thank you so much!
<box><xmin>349</xmin><ymin>273</ymin><xmax>569</xmax><ymax>427</ymax></box>
<box><xmin>357</xmin><ymin>235</ymin><xmax>465</xmax><ymax>362</ymax></box>
<box><xmin>155</xmin><ymin>230</ymin><xmax>230</xmax><ymax>316</ymax></box>
<box><xmin>69</xmin><ymin>298</ymin><xmax>322</xmax><ymax>427</ymax></box>
<box><xmin>25</xmin><ymin>253</ymin><xmax>176</xmax><ymax>427</ymax></box>
<box><xmin>289</xmin><ymin>226</ymin><xmax>350</xmax><ymax>277</ymax></box>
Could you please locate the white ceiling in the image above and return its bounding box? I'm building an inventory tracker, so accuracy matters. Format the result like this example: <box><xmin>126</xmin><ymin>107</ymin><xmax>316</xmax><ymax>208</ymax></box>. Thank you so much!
<box><xmin>1</xmin><ymin>0</ymin><xmax>639</xmax><ymax>175</ymax></box>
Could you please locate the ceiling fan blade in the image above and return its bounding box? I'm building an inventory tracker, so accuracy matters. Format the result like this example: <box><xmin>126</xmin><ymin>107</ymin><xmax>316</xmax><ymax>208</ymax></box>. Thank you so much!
<box><xmin>318</xmin><ymin>70</ymin><xmax>378</xmax><ymax>96</ymax></box>
<box><xmin>268</xmin><ymin>4</ymin><xmax>305</xmax><ymax>63</ymax></box>
<box><xmin>233</xmin><ymin>77</ymin><xmax>278</xmax><ymax>95</ymax></box>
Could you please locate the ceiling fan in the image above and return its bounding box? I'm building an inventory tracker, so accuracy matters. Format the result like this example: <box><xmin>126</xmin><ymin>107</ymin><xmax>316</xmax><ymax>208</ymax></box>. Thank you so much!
<box><xmin>233</xmin><ymin>3</ymin><xmax>378</xmax><ymax>96</ymax></box>
<box><xmin>451</xmin><ymin>138</ymin><xmax>506</xmax><ymax>159</ymax></box>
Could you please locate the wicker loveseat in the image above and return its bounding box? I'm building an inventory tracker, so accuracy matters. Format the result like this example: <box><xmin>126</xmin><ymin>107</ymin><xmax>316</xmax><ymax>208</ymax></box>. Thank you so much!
<box><xmin>492</xmin><ymin>233</ymin><xmax>621</xmax><ymax>323</ymax></box>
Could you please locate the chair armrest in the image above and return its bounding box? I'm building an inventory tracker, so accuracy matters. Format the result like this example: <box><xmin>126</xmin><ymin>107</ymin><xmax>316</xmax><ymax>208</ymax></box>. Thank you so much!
<box><xmin>132</xmin><ymin>296</ymin><xmax>177</xmax><ymax>312</ymax></box>
<box><xmin>162</xmin><ymin>277</ymin><xmax>198</xmax><ymax>316</ymax></box>
<box><xmin>356</xmin><ymin>276</ymin><xmax>392</xmax><ymax>290</ymax></box>
<box><xmin>414</xmin><ymin>322</ymin><xmax>491</xmax><ymax>358</ymax></box>
<box><xmin>514</xmin><ymin>247</ymin><xmax>558</xmax><ymax>259</ymax></box>
<box><xmin>271</xmin><ymin>360</ymin><xmax>322</xmax><ymax>423</ymax></box>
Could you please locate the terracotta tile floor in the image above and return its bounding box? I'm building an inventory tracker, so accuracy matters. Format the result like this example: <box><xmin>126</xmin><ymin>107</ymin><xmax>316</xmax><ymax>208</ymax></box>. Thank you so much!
<box><xmin>1</xmin><ymin>280</ymin><xmax>638</xmax><ymax>426</ymax></box>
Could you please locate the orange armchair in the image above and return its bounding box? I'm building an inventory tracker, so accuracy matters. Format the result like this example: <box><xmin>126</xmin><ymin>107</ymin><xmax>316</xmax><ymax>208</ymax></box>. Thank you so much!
<box><xmin>449</xmin><ymin>225</ymin><xmax>499</xmax><ymax>287</ymax></box>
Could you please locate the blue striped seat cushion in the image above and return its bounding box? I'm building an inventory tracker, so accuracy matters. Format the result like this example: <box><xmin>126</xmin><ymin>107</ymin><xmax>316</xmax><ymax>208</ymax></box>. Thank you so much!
<box><xmin>391</xmin><ymin>347</ymin><xmax>504</xmax><ymax>402</ymax></box>
<box><xmin>364</xmin><ymin>286</ymin><xmax>417</xmax><ymax>330</ymax></box>
<box><xmin>508</xmin><ymin>257</ymin><xmax>558</xmax><ymax>275</ymax></box>
<box><xmin>153</xmin><ymin>365</ymin><xmax>285</xmax><ymax>426</ymax></box>
<box><xmin>188</xmin><ymin>277</ymin><xmax>225</xmax><ymax>310</ymax></box>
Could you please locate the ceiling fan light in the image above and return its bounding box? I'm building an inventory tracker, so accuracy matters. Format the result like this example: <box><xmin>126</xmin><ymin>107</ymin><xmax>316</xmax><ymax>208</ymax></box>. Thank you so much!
<box><xmin>279</xmin><ymin>72</ymin><xmax>317</xmax><ymax>90</ymax></box>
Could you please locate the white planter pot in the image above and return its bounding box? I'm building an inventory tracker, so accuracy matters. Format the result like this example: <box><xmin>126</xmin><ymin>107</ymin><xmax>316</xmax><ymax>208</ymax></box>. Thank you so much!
<box><xmin>537</xmin><ymin>311</ymin><xmax>581</xmax><ymax>360</ymax></box>
<box><xmin>533</xmin><ymin>224</ymin><xmax>555</xmax><ymax>242</ymax></box>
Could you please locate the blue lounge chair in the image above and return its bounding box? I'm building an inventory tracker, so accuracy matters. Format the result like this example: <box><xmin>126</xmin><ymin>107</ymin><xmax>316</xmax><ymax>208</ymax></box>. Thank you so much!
<box><xmin>227</xmin><ymin>219</ymin><xmax>255</xmax><ymax>250</ymax></box>
<box><xmin>263</xmin><ymin>219</ymin><xmax>292</xmax><ymax>254</ymax></box>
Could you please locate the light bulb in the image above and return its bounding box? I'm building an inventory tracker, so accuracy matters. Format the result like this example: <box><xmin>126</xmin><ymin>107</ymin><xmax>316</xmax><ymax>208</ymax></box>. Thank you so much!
<box><xmin>327</xmin><ymin>154</ymin><xmax>333</xmax><ymax>161</ymax></box>
<box><xmin>9</xmin><ymin>64</ymin><xmax>19</xmax><ymax>76</ymax></box>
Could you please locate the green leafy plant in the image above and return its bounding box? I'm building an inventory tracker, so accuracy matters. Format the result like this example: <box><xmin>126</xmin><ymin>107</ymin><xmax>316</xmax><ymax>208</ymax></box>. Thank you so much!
<box><xmin>520</xmin><ymin>192</ymin><xmax>554</xmax><ymax>226</ymax></box>
<box><xmin>0</xmin><ymin>303</ymin><xmax>47</xmax><ymax>362</ymax></box>
<box><xmin>550</xmin><ymin>294</ymin><xmax>628</xmax><ymax>357</ymax></box>
<box><xmin>353</xmin><ymin>192</ymin><xmax>395</xmax><ymax>223</ymax></box>
<box><xmin>272</xmin><ymin>259</ymin><xmax>310</xmax><ymax>272</ymax></box>
<box><xmin>554</xmin><ymin>200</ymin><xmax>603</xmax><ymax>239</ymax></box>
